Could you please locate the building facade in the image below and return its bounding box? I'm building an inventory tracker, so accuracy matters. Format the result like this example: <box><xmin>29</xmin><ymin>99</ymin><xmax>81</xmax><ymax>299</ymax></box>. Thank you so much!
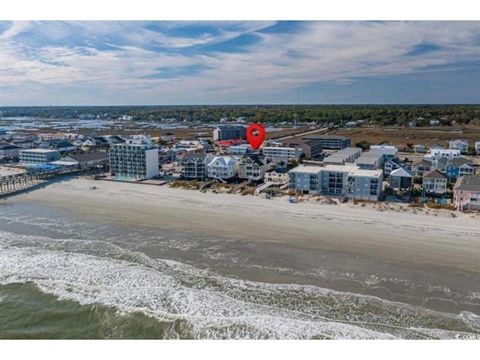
<box><xmin>109</xmin><ymin>143</ymin><xmax>159</xmax><ymax>180</ymax></box>
<box><xmin>289</xmin><ymin>164</ymin><xmax>383</xmax><ymax>201</ymax></box>
<box><xmin>323</xmin><ymin>147</ymin><xmax>362</xmax><ymax>165</ymax></box>
<box><xmin>180</xmin><ymin>154</ymin><xmax>208</xmax><ymax>180</ymax></box>
<box><xmin>206</xmin><ymin>156</ymin><xmax>238</xmax><ymax>180</ymax></box>
<box><xmin>262</xmin><ymin>146</ymin><xmax>303</xmax><ymax>162</ymax></box>
<box><xmin>20</xmin><ymin>149</ymin><xmax>60</xmax><ymax>164</ymax></box>
<box><xmin>423</xmin><ymin>170</ymin><xmax>448</xmax><ymax>195</ymax></box>
<box><xmin>237</xmin><ymin>154</ymin><xmax>270</xmax><ymax>181</ymax></box>
<box><xmin>453</xmin><ymin>175</ymin><xmax>480</xmax><ymax>211</ymax></box>
<box><xmin>449</xmin><ymin>139</ymin><xmax>469</xmax><ymax>154</ymax></box>
<box><xmin>213</xmin><ymin>125</ymin><xmax>246</xmax><ymax>141</ymax></box>
<box><xmin>301</xmin><ymin>135</ymin><xmax>351</xmax><ymax>150</ymax></box>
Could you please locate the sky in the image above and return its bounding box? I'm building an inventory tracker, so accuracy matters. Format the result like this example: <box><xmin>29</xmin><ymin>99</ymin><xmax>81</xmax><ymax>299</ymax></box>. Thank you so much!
<box><xmin>0</xmin><ymin>21</ymin><xmax>479</xmax><ymax>106</ymax></box>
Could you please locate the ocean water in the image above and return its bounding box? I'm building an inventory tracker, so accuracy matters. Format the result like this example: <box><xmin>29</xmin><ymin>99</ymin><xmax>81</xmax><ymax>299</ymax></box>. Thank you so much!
<box><xmin>0</xmin><ymin>203</ymin><xmax>479</xmax><ymax>339</ymax></box>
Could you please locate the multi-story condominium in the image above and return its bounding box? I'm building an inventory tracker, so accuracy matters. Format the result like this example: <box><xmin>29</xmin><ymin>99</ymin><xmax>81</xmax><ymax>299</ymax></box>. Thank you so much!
<box><xmin>262</xmin><ymin>146</ymin><xmax>303</xmax><ymax>162</ymax></box>
<box><xmin>445</xmin><ymin>157</ymin><xmax>474</xmax><ymax>180</ymax></box>
<box><xmin>369</xmin><ymin>145</ymin><xmax>398</xmax><ymax>164</ymax></box>
<box><xmin>227</xmin><ymin>144</ymin><xmax>253</xmax><ymax>156</ymax></box>
<box><xmin>454</xmin><ymin>174</ymin><xmax>480</xmax><ymax>211</ymax></box>
<box><xmin>264</xmin><ymin>168</ymin><xmax>290</xmax><ymax>185</ymax></box>
<box><xmin>109</xmin><ymin>143</ymin><xmax>159</xmax><ymax>180</ymax></box>
<box><xmin>180</xmin><ymin>153</ymin><xmax>208</xmax><ymax>180</ymax></box>
<box><xmin>301</xmin><ymin>135</ymin><xmax>351</xmax><ymax>150</ymax></box>
<box><xmin>422</xmin><ymin>170</ymin><xmax>448</xmax><ymax>195</ymax></box>
<box><xmin>20</xmin><ymin>149</ymin><xmax>60</xmax><ymax>164</ymax></box>
<box><xmin>206</xmin><ymin>155</ymin><xmax>238</xmax><ymax>180</ymax></box>
<box><xmin>289</xmin><ymin>164</ymin><xmax>383</xmax><ymax>201</ymax></box>
<box><xmin>323</xmin><ymin>147</ymin><xmax>362</xmax><ymax>165</ymax></box>
<box><xmin>0</xmin><ymin>143</ymin><xmax>20</xmax><ymax>159</ymax></box>
<box><xmin>356</xmin><ymin>151</ymin><xmax>383</xmax><ymax>170</ymax></box>
<box><xmin>449</xmin><ymin>139</ymin><xmax>469</xmax><ymax>154</ymax></box>
<box><xmin>280</xmin><ymin>139</ymin><xmax>324</xmax><ymax>159</ymax></box>
<box><xmin>213</xmin><ymin>125</ymin><xmax>246</xmax><ymax>141</ymax></box>
<box><xmin>427</xmin><ymin>148</ymin><xmax>461</xmax><ymax>162</ymax></box>
<box><xmin>237</xmin><ymin>154</ymin><xmax>271</xmax><ymax>181</ymax></box>
<box><xmin>412</xmin><ymin>159</ymin><xmax>432</xmax><ymax>176</ymax></box>
<box><xmin>475</xmin><ymin>141</ymin><xmax>480</xmax><ymax>155</ymax></box>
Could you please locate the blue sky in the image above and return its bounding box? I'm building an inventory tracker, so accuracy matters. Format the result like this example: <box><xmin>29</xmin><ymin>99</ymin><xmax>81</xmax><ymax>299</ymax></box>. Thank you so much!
<box><xmin>0</xmin><ymin>21</ymin><xmax>479</xmax><ymax>105</ymax></box>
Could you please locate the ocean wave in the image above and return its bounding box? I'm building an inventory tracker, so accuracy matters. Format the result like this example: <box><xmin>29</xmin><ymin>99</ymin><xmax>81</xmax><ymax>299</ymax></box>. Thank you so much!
<box><xmin>0</xmin><ymin>230</ymin><xmax>479</xmax><ymax>339</ymax></box>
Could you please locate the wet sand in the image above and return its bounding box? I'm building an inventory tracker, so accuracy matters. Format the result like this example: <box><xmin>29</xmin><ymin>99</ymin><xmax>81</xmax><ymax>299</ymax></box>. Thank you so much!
<box><xmin>6</xmin><ymin>177</ymin><xmax>480</xmax><ymax>274</ymax></box>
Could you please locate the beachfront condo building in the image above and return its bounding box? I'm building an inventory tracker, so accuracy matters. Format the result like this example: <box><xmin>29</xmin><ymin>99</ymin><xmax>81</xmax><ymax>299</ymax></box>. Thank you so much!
<box><xmin>323</xmin><ymin>147</ymin><xmax>362</xmax><ymax>165</ymax></box>
<box><xmin>301</xmin><ymin>135</ymin><xmax>351</xmax><ymax>150</ymax></box>
<box><xmin>289</xmin><ymin>164</ymin><xmax>383</xmax><ymax>201</ymax></box>
<box><xmin>109</xmin><ymin>143</ymin><xmax>159</xmax><ymax>180</ymax></box>
<box><xmin>213</xmin><ymin>125</ymin><xmax>246</xmax><ymax>141</ymax></box>
<box><xmin>19</xmin><ymin>149</ymin><xmax>61</xmax><ymax>164</ymax></box>
<box><xmin>262</xmin><ymin>146</ymin><xmax>303</xmax><ymax>163</ymax></box>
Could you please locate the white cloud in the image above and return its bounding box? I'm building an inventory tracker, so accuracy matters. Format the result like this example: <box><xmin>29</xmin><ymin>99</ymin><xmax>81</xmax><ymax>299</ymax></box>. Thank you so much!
<box><xmin>0</xmin><ymin>21</ymin><xmax>479</xmax><ymax>104</ymax></box>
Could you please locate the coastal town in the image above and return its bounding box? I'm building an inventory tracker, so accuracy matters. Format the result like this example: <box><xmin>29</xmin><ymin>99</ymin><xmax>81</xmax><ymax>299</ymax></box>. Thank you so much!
<box><xmin>1</xmin><ymin>118</ymin><xmax>480</xmax><ymax>213</ymax></box>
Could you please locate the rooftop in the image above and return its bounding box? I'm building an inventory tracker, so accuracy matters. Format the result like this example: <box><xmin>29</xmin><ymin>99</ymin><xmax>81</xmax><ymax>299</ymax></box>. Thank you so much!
<box><xmin>454</xmin><ymin>175</ymin><xmax>480</xmax><ymax>191</ymax></box>
<box><xmin>424</xmin><ymin>169</ymin><xmax>447</xmax><ymax>180</ymax></box>
<box><xmin>21</xmin><ymin>148</ymin><xmax>59</xmax><ymax>154</ymax></box>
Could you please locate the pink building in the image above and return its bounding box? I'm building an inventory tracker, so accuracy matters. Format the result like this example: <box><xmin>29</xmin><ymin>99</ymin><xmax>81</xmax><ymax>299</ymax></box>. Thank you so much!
<box><xmin>453</xmin><ymin>175</ymin><xmax>480</xmax><ymax>211</ymax></box>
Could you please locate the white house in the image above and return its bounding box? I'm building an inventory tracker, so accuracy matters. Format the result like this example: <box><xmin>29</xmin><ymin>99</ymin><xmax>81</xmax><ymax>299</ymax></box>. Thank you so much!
<box><xmin>206</xmin><ymin>156</ymin><xmax>238</xmax><ymax>180</ymax></box>
<box><xmin>426</xmin><ymin>148</ymin><xmax>461</xmax><ymax>162</ymax></box>
<box><xmin>475</xmin><ymin>141</ymin><xmax>480</xmax><ymax>155</ymax></box>
<box><xmin>449</xmin><ymin>139</ymin><xmax>469</xmax><ymax>154</ymax></box>
<box><xmin>423</xmin><ymin>170</ymin><xmax>448</xmax><ymax>195</ymax></box>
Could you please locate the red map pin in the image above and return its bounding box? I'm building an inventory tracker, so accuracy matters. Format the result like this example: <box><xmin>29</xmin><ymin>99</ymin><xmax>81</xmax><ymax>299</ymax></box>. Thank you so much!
<box><xmin>246</xmin><ymin>123</ymin><xmax>266</xmax><ymax>150</ymax></box>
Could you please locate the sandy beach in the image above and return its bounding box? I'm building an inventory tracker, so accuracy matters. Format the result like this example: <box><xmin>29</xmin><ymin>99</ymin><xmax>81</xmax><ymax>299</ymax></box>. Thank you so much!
<box><xmin>6</xmin><ymin>177</ymin><xmax>480</xmax><ymax>273</ymax></box>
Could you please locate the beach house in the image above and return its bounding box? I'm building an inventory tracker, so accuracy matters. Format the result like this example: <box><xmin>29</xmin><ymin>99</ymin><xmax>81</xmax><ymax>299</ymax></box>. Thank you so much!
<box><xmin>412</xmin><ymin>159</ymin><xmax>432</xmax><ymax>176</ymax></box>
<box><xmin>449</xmin><ymin>139</ymin><xmax>469</xmax><ymax>154</ymax></box>
<box><xmin>422</xmin><ymin>170</ymin><xmax>448</xmax><ymax>195</ymax></box>
<box><xmin>427</xmin><ymin>148</ymin><xmax>461</xmax><ymax>162</ymax></box>
<box><xmin>206</xmin><ymin>155</ymin><xmax>238</xmax><ymax>181</ymax></box>
<box><xmin>388</xmin><ymin>167</ymin><xmax>413</xmax><ymax>190</ymax></box>
<box><xmin>180</xmin><ymin>153</ymin><xmax>208</xmax><ymax>180</ymax></box>
<box><xmin>445</xmin><ymin>157</ymin><xmax>474</xmax><ymax>181</ymax></box>
<box><xmin>237</xmin><ymin>154</ymin><xmax>271</xmax><ymax>181</ymax></box>
<box><xmin>264</xmin><ymin>167</ymin><xmax>290</xmax><ymax>185</ymax></box>
<box><xmin>475</xmin><ymin>141</ymin><xmax>480</xmax><ymax>155</ymax></box>
<box><xmin>453</xmin><ymin>174</ymin><xmax>480</xmax><ymax>211</ymax></box>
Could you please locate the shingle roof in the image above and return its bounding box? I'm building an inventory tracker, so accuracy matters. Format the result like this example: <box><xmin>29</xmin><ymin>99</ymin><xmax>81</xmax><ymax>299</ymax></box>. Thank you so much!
<box><xmin>454</xmin><ymin>175</ymin><xmax>480</xmax><ymax>191</ymax></box>
<box><xmin>447</xmin><ymin>157</ymin><xmax>472</xmax><ymax>167</ymax></box>
<box><xmin>424</xmin><ymin>169</ymin><xmax>447</xmax><ymax>180</ymax></box>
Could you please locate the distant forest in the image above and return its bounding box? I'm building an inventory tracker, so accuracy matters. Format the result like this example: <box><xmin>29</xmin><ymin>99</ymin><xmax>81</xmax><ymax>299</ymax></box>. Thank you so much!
<box><xmin>1</xmin><ymin>104</ymin><xmax>479</xmax><ymax>126</ymax></box>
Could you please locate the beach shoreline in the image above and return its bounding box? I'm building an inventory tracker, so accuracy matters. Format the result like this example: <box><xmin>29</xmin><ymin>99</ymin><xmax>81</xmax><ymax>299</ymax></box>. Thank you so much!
<box><xmin>5</xmin><ymin>177</ymin><xmax>480</xmax><ymax>274</ymax></box>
